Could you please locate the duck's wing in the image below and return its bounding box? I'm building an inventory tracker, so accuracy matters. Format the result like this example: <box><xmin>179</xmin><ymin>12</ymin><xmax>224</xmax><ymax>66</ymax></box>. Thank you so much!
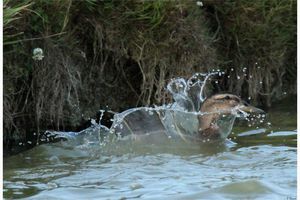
<box><xmin>112</xmin><ymin>108</ymin><xmax>169</xmax><ymax>139</ymax></box>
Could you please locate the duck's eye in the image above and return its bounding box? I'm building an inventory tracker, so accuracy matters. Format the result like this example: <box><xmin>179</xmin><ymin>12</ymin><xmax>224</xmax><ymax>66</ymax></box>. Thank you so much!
<box><xmin>224</xmin><ymin>96</ymin><xmax>230</xmax><ymax>100</ymax></box>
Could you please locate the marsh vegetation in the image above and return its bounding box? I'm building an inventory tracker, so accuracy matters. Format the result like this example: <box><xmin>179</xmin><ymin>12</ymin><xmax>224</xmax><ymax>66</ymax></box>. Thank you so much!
<box><xmin>3</xmin><ymin>0</ymin><xmax>296</xmax><ymax>154</ymax></box>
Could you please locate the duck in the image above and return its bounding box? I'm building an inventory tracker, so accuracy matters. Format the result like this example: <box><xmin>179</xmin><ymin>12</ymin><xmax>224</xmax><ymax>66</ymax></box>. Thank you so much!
<box><xmin>39</xmin><ymin>93</ymin><xmax>265</xmax><ymax>145</ymax></box>
<box><xmin>198</xmin><ymin>94</ymin><xmax>265</xmax><ymax>140</ymax></box>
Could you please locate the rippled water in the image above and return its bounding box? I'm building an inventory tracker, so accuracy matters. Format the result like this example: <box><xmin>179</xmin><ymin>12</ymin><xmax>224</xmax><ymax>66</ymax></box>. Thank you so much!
<box><xmin>3</xmin><ymin>102</ymin><xmax>297</xmax><ymax>200</ymax></box>
<box><xmin>3</xmin><ymin>139</ymin><xmax>297</xmax><ymax>199</ymax></box>
<box><xmin>3</xmin><ymin>73</ymin><xmax>297</xmax><ymax>199</ymax></box>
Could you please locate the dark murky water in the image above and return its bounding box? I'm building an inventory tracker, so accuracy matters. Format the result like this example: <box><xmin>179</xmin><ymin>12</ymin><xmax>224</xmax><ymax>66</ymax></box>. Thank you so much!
<box><xmin>3</xmin><ymin>97</ymin><xmax>297</xmax><ymax>200</ymax></box>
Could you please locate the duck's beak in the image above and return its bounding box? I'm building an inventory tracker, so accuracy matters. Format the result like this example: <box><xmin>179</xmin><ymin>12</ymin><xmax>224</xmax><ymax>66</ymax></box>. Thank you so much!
<box><xmin>239</xmin><ymin>102</ymin><xmax>265</xmax><ymax>114</ymax></box>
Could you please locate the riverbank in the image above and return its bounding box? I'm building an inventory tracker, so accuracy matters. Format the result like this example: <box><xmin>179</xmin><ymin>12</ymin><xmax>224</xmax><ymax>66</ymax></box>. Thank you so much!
<box><xmin>3</xmin><ymin>0</ymin><xmax>296</xmax><ymax>155</ymax></box>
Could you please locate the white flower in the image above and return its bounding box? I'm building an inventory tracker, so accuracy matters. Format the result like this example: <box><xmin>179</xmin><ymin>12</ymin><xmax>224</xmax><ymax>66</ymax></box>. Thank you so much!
<box><xmin>32</xmin><ymin>48</ymin><xmax>44</xmax><ymax>61</ymax></box>
<box><xmin>196</xmin><ymin>1</ymin><xmax>203</xmax><ymax>6</ymax></box>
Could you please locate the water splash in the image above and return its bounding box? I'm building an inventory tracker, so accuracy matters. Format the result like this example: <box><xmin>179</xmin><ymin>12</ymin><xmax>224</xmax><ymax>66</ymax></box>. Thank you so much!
<box><xmin>109</xmin><ymin>72</ymin><xmax>236</xmax><ymax>143</ymax></box>
<box><xmin>167</xmin><ymin>72</ymin><xmax>218</xmax><ymax>111</ymax></box>
<box><xmin>42</xmin><ymin>72</ymin><xmax>257</xmax><ymax>146</ymax></box>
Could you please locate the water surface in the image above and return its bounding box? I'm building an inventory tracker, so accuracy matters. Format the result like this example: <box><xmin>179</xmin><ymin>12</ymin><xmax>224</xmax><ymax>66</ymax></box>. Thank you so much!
<box><xmin>3</xmin><ymin>73</ymin><xmax>297</xmax><ymax>200</ymax></box>
<box><xmin>3</xmin><ymin>98</ymin><xmax>297</xmax><ymax>200</ymax></box>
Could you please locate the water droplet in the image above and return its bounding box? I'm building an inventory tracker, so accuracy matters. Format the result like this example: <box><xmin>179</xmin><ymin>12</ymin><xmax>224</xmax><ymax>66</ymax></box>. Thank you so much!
<box><xmin>91</xmin><ymin>119</ymin><xmax>97</xmax><ymax>125</ymax></box>
<box><xmin>257</xmin><ymin>114</ymin><xmax>261</xmax><ymax>118</ymax></box>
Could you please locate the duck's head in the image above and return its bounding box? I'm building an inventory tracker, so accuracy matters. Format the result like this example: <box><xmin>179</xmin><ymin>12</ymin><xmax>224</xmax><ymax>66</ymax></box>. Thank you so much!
<box><xmin>198</xmin><ymin>94</ymin><xmax>264</xmax><ymax>140</ymax></box>
<box><xmin>200</xmin><ymin>94</ymin><xmax>264</xmax><ymax>114</ymax></box>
